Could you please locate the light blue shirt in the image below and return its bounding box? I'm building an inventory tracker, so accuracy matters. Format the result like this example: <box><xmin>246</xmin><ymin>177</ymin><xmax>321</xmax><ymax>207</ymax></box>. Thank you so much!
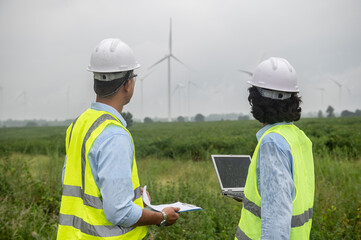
<box><xmin>256</xmin><ymin>122</ymin><xmax>295</xmax><ymax>240</ymax></box>
<box><xmin>62</xmin><ymin>102</ymin><xmax>142</xmax><ymax>227</ymax></box>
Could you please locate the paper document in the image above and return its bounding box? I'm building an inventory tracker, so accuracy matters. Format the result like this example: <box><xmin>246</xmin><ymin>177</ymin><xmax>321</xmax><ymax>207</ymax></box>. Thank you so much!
<box><xmin>142</xmin><ymin>186</ymin><xmax>202</xmax><ymax>213</ymax></box>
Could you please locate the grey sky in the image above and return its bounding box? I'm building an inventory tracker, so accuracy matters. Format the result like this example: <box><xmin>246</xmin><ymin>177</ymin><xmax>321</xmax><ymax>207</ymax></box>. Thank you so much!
<box><xmin>1</xmin><ymin>0</ymin><xmax>360</xmax><ymax>120</ymax></box>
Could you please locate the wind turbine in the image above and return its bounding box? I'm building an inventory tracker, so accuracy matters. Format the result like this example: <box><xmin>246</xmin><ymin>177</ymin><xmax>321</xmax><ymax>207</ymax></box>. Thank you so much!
<box><xmin>238</xmin><ymin>53</ymin><xmax>267</xmax><ymax>78</ymax></box>
<box><xmin>330</xmin><ymin>79</ymin><xmax>343</xmax><ymax>107</ymax></box>
<box><xmin>172</xmin><ymin>83</ymin><xmax>186</xmax><ymax>116</ymax></box>
<box><xmin>148</xmin><ymin>18</ymin><xmax>189</xmax><ymax>122</ymax></box>
<box><xmin>15</xmin><ymin>90</ymin><xmax>28</xmax><ymax>119</ymax></box>
<box><xmin>187</xmin><ymin>81</ymin><xmax>202</xmax><ymax>119</ymax></box>
<box><xmin>138</xmin><ymin>69</ymin><xmax>155</xmax><ymax>121</ymax></box>
<box><xmin>0</xmin><ymin>86</ymin><xmax>3</xmax><ymax>120</ymax></box>
<box><xmin>316</xmin><ymin>87</ymin><xmax>325</xmax><ymax>108</ymax></box>
<box><xmin>66</xmin><ymin>86</ymin><xmax>70</xmax><ymax>119</ymax></box>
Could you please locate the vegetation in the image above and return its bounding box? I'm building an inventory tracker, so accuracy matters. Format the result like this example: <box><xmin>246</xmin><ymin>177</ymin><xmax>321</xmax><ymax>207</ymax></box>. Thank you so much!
<box><xmin>0</xmin><ymin>117</ymin><xmax>360</xmax><ymax>239</ymax></box>
<box><xmin>121</xmin><ymin>111</ymin><xmax>134</xmax><ymax>127</ymax></box>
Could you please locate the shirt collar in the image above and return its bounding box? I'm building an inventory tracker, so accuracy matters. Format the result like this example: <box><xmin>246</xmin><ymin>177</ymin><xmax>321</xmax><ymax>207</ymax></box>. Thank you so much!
<box><xmin>90</xmin><ymin>102</ymin><xmax>127</xmax><ymax>128</ymax></box>
<box><xmin>256</xmin><ymin>122</ymin><xmax>293</xmax><ymax>141</ymax></box>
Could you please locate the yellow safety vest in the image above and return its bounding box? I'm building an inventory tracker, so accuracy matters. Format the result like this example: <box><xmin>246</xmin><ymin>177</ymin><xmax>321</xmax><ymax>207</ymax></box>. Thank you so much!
<box><xmin>236</xmin><ymin>124</ymin><xmax>315</xmax><ymax>240</ymax></box>
<box><xmin>57</xmin><ymin>109</ymin><xmax>147</xmax><ymax>240</ymax></box>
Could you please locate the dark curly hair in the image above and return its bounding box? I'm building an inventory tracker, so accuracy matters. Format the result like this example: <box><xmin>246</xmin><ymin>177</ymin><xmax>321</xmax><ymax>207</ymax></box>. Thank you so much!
<box><xmin>248</xmin><ymin>86</ymin><xmax>302</xmax><ymax>124</ymax></box>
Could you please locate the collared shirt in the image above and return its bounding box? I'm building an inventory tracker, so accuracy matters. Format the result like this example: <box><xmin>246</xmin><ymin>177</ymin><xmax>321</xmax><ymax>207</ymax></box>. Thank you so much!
<box><xmin>62</xmin><ymin>102</ymin><xmax>142</xmax><ymax>227</ymax></box>
<box><xmin>256</xmin><ymin>122</ymin><xmax>295</xmax><ymax>240</ymax></box>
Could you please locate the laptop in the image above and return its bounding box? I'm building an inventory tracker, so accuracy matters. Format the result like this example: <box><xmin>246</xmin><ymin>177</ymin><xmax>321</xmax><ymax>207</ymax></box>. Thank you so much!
<box><xmin>211</xmin><ymin>155</ymin><xmax>251</xmax><ymax>201</ymax></box>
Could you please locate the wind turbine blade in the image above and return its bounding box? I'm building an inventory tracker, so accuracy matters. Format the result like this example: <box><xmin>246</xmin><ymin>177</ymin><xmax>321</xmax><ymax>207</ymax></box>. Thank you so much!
<box><xmin>344</xmin><ymin>85</ymin><xmax>351</xmax><ymax>95</ymax></box>
<box><xmin>172</xmin><ymin>85</ymin><xmax>180</xmax><ymax>95</ymax></box>
<box><xmin>169</xmin><ymin>18</ymin><xmax>172</xmax><ymax>55</ymax></box>
<box><xmin>172</xmin><ymin>83</ymin><xmax>186</xmax><ymax>95</ymax></box>
<box><xmin>239</xmin><ymin>69</ymin><xmax>253</xmax><ymax>77</ymax></box>
<box><xmin>171</xmin><ymin>54</ymin><xmax>190</xmax><ymax>69</ymax></box>
<box><xmin>189</xmin><ymin>81</ymin><xmax>202</xmax><ymax>89</ymax></box>
<box><xmin>140</xmin><ymin>69</ymin><xmax>156</xmax><ymax>81</ymax></box>
<box><xmin>15</xmin><ymin>91</ymin><xmax>25</xmax><ymax>101</ymax></box>
<box><xmin>330</xmin><ymin>79</ymin><xmax>342</xmax><ymax>87</ymax></box>
<box><xmin>148</xmin><ymin>55</ymin><xmax>169</xmax><ymax>70</ymax></box>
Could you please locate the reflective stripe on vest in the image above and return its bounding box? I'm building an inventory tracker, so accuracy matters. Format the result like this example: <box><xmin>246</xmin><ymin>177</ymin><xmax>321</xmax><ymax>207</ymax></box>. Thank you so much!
<box><xmin>61</xmin><ymin>184</ymin><xmax>141</xmax><ymax>209</ymax></box>
<box><xmin>58</xmin><ymin>111</ymin><xmax>146</xmax><ymax>239</ymax></box>
<box><xmin>235</xmin><ymin>226</ymin><xmax>251</xmax><ymax>240</ymax></box>
<box><xmin>242</xmin><ymin>196</ymin><xmax>313</xmax><ymax>228</ymax></box>
<box><xmin>59</xmin><ymin>213</ymin><xmax>134</xmax><ymax>237</ymax></box>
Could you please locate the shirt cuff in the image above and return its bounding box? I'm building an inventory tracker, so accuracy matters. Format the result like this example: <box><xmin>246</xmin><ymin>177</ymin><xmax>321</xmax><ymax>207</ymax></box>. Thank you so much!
<box><xmin>116</xmin><ymin>203</ymin><xmax>143</xmax><ymax>227</ymax></box>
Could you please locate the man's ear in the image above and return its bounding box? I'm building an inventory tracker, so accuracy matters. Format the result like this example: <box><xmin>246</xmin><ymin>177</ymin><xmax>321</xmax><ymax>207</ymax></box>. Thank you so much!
<box><xmin>123</xmin><ymin>80</ymin><xmax>132</xmax><ymax>92</ymax></box>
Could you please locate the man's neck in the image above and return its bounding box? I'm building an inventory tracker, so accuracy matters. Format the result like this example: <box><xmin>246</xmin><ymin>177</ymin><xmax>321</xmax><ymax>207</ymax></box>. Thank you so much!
<box><xmin>96</xmin><ymin>96</ymin><xmax>124</xmax><ymax>114</ymax></box>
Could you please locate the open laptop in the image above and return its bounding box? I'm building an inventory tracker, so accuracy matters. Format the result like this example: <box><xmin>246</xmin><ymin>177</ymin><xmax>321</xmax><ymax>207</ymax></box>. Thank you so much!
<box><xmin>211</xmin><ymin>155</ymin><xmax>251</xmax><ymax>201</ymax></box>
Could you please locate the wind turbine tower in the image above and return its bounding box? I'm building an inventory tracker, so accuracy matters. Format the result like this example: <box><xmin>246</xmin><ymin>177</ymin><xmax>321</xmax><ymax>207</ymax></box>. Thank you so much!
<box><xmin>172</xmin><ymin>83</ymin><xmax>186</xmax><ymax>116</ymax></box>
<box><xmin>187</xmin><ymin>81</ymin><xmax>202</xmax><ymax>119</ymax></box>
<box><xmin>148</xmin><ymin>18</ymin><xmax>189</xmax><ymax>122</ymax></box>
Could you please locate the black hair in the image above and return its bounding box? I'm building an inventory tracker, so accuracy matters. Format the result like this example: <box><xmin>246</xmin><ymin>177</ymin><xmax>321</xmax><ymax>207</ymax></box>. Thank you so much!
<box><xmin>248</xmin><ymin>86</ymin><xmax>302</xmax><ymax>124</ymax></box>
<box><xmin>94</xmin><ymin>71</ymin><xmax>132</xmax><ymax>97</ymax></box>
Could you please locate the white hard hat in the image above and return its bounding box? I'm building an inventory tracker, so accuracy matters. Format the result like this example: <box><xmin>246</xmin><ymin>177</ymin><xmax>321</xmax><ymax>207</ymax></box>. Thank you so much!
<box><xmin>88</xmin><ymin>38</ymin><xmax>140</xmax><ymax>73</ymax></box>
<box><xmin>248</xmin><ymin>57</ymin><xmax>299</xmax><ymax>93</ymax></box>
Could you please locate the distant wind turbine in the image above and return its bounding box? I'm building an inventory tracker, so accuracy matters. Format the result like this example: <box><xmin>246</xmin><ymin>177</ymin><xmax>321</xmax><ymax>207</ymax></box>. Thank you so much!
<box><xmin>238</xmin><ymin>53</ymin><xmax>267</xmax><ymax>78</ymax></box>
<box><xmin>0</xmin><ymin>86</ymin><xmax>3</xmax><ymax>119</ymax></box>
<box><xmin>238</xmin><ymin>69</ymin><xmax>253</xmax><ymax>77</ymax></box>
<box><xmin>66</xmin><ymin>86</ymin><xmax>70</xmax><ymax>119</ymax></box>
<box><xmin>138</xmin><ymin>69</ymin><xmax>155</xmax><ymax>121</ymax></box>
<box><xmin>316</xmin><ymin>87</ymin><xmax>325</xmax><ymax>108</ymax></box>
<box><xmin>16</xmin><ymin>90</ymin><xmax>28</xmax><ymax>118</ymax></box>
<box><xmin>148</xmin><ymin>18</ymin><xmax>190</xmax><ymax>122</ymax></box>
<box><xmin>187</xmin><ymin>81</ymin><xmax>202</xmax><ymax>119</ymax></box>
<box><xmin>172</xmin><ymin>83</ymin><xmax>186</xmax><ymax>116</ymax></box>
<box><xmin>330</xmin><ymin>79</ymin><xmax>343</xmax><ymax>107</ymax></box>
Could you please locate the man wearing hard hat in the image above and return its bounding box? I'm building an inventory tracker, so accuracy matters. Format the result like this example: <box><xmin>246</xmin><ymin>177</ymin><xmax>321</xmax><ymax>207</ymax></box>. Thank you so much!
<box><xmin>235</xmin><ymin>58</ymin><xmax>314</xmax><ymax>240</ymax></box>
<box><xmin>57</xmin><ymin>39</ymin><xmax>180</xmax><ymax>239</ymax></box>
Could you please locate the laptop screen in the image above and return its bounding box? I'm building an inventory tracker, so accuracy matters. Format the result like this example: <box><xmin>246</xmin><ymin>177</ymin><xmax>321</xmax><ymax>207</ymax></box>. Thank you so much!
<box><xmin>212</xmin><ymin>155</ymin><xmax>251</xmax><ymax>189</ymax></box>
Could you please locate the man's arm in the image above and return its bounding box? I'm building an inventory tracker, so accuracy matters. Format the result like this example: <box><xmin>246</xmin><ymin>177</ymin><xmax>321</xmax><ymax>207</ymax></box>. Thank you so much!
<box><xmin>91</xmin><ymin>128</ymin><xmax>180</xmax><ymax>227</ymax></box>
<box><xmin>258</xmin><ymin>134</ymin><xmax>294</xmax><ymax>239</ymax></box>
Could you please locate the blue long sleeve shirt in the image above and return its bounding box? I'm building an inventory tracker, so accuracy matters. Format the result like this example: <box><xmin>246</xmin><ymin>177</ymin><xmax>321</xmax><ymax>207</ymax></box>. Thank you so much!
<box><xmin>62</xmin><ymin>102</ymin><xmax>142</xmax><ymax>227</ymax></box>
<box><xmin>255</xmin><ymin>122</ymin><xmax>295</xmax><ymax>240</ymax></box>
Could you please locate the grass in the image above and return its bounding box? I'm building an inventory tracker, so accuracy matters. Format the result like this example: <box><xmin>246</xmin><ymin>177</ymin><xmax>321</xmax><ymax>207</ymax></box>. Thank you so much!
<box><xmin>0</xmin><ymin>117</ymin><xmax>360</xmax><ymax>239</ymax></box>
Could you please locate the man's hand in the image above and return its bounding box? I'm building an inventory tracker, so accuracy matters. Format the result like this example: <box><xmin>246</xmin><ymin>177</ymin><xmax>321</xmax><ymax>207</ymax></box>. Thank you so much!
<box><xmin>140</xmin><ymin>187</ymin><xmax>151</xmax><ymax>203</ymax></box>
<box><xmin>162</xmin><ymin>207</ymin><xmax>180</xmax><ymax>226</ymax></box>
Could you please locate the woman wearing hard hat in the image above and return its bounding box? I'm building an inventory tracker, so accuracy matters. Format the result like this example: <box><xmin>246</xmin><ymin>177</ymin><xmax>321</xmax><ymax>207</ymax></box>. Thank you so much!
<box><xmin>235</xmin><ymin>58</ymin><xmax>314</xmax><ymax>240</ymax></box>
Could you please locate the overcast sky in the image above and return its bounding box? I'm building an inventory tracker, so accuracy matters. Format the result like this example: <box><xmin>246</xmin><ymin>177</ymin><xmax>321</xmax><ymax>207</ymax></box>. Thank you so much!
<box><xmin>1</xmin><ymin>0</ymin><xmax>360</xmax><ymax>121</ymax></box>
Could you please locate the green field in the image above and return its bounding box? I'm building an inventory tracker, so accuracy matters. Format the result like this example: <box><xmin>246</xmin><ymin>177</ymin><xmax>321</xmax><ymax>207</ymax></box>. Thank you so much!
<box><xmin>0</xmin><ymin>118</ymin><xmax>360</xmax><ymax>239</ymax></box>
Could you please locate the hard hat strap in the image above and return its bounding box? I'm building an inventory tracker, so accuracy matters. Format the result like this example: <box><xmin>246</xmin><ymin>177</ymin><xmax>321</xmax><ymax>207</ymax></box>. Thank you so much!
<box><xmin>94</xmin><ymin>72</ymin><xmax>127</xmax><ymax>81</ymax></box>
<box><xmin>257</xmin><ymin>87</ymin><xmax>292</xmax><ymax>100</ymax></box>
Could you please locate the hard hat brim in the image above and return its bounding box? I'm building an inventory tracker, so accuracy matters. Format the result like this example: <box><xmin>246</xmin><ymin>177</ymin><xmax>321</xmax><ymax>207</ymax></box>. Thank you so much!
<box><xmin>247</xmin><ymin>81</ymin><xmax>299</xmax><ymax>93</ymax></box>
<box><xmin>87</xmin><ymin>63</ymin><xmax>141</xmax><ymax>73</ymax></box>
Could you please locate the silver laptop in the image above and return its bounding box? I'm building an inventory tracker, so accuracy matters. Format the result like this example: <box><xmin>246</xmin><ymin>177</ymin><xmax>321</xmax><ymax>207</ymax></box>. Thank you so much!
<box><xmin>211</xmin><ymin>155</ymin><xmax>251</xmax><ymax>201</ymax></box>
